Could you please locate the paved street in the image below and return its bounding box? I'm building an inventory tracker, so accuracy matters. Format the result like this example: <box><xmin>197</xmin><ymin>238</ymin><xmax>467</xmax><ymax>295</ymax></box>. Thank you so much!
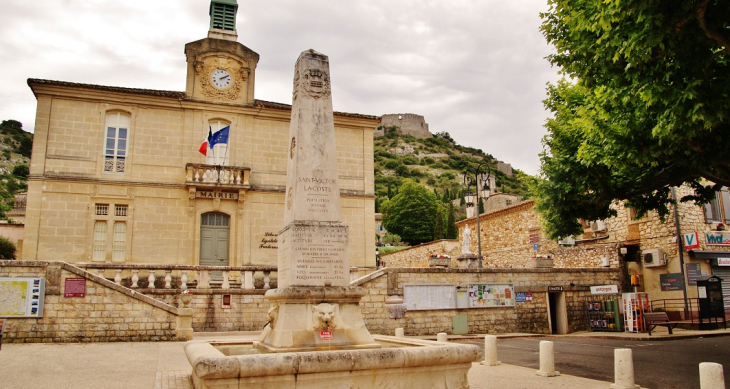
<box><xmin>465</xmin><ymin>336</ymin><xmax>730</xmax><ymax>389</ymax></box>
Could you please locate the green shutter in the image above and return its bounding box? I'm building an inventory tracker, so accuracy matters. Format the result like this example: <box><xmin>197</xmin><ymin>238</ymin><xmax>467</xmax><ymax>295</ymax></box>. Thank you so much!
<box><xmin>209</xmin><ymin>0</ymin><xmax>238</xmax><ymax>31</ymax></box>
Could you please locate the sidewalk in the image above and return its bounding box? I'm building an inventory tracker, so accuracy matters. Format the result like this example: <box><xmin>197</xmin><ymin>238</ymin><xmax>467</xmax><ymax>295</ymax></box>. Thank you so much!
<box><xmin>0</xmin><ymin>328</ymin><xmax>727</xmax><ymax>389</ymax></box>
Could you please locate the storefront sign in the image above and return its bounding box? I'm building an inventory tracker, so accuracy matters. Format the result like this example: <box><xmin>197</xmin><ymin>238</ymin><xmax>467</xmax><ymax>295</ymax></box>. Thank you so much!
<box><xmin>660</xmin><ymin>273</ymin><xmax>684</xmax><ymax>291</ymax></box>
<box><xmin>686</xmin><ymin>263</ymin><xmax>703</xmax><ymax>286</ymax></box>
<box><xmin>196</xmin><ymin>191</ymin><xmax>239</xmax><ymax>200</ymax></box>
<box><xmin>718</xmin><ymin>258</ymin><xmax>730</xmax><ymax>266</ymax></box>
<box><xmin>64</xmin><ymin>278</ymin><xmax>86</xmax><ymax>297</ymax></box>
<box><xmin>547</xmin><ymin>286</ymin><xmax>563</xmax><ymax>292</ymax></box>
<box><xmin>706</xmin><ymin>231</ymin><xmax>730</xmax><ymax>246</ymax></box>
<box><xmin>683</xmin><ymin>232</ymin><xmax>700</xmax><ymax>250</ymax></box>
<box><xmin>590</xmin><ymin>285</ymin><xmax>618</xmax><ymax>295</ymax></box>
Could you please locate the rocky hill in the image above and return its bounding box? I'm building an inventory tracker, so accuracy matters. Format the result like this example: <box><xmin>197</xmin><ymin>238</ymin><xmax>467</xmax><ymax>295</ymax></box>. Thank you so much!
<box><xmin>374</xmin><ymin>125</ymin><xmax>535</xmax><ymax>214</ymax></box>
<box><xmin>0</xmin><ymin>120</ymin><xmax>32</xmax><ymax>220</ymax></box>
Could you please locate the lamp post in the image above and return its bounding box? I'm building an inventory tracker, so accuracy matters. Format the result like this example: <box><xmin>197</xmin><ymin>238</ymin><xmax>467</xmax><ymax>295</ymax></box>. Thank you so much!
<box><xmin>464</xmin><ymin>162</ymin><xmax>491</xmax><ymax>268</ymax></box>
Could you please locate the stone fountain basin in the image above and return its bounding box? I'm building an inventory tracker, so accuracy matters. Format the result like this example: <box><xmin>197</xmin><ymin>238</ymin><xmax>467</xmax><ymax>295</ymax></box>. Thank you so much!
<box><xmin>185</xmin><ymin>335</ymin><xmax>481</xmax><ymax>389</ymax></box>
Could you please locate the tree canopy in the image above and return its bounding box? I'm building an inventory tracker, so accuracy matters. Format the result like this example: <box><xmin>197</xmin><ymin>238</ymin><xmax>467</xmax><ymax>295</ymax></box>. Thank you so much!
<box><xmin>380</xmin><ymin>180</ymin><xmax>440</xmax><ymax>245</ymax></box>
<box><xmin>536</xmin><ymin>0</ymin><xmax>730</xmax><ymax>239</ymax></box>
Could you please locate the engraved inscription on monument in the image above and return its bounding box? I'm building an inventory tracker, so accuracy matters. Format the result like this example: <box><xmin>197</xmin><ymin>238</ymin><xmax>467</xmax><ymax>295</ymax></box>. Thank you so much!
<box><xmin>277</xmin><ymin>49</ymin><xmax>349</xmax><ymax>288</ymax></box>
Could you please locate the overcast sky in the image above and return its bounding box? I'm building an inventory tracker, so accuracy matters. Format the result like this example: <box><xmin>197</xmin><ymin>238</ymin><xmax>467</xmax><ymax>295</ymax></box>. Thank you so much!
<box><xmin>0</xmin><ymin>0</ymin><xmax>560</xmax><ymax>175</ymax></box>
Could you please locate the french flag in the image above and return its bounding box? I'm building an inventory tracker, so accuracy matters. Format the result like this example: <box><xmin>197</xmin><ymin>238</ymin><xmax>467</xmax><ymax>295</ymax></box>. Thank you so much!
<box><xmin>199</xmin><ymin>127</ymin><xmax>213</xmax><ymax>156</ymax></box>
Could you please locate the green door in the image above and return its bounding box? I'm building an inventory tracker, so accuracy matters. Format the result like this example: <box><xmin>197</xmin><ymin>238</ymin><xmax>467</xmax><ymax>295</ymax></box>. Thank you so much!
<box><xmin>200</xmin><ymin>213</ymin><xmax>230</xmax><ymax>278</ymax></box>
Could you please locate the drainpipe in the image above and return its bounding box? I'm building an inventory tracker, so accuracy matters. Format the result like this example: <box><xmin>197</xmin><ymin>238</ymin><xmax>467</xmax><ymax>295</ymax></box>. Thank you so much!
<box><xmin>671</xmin><ymin>187</ymin><xmax>689</xmax><ymax>317</ymax></box>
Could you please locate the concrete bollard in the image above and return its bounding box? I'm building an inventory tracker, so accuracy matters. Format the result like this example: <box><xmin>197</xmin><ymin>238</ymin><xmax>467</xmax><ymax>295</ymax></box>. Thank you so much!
<box><xmin>699</xmin><ymin>362</ymin><xmax>725</xmax><ymax>389</ymax></box>
<box><xmin>481</xmin><ymin>335</ymin><xmax>501</xmax><ymax>366</ymax></box>
<box><xmin>437</xmin><ymin>332</ymin><xmax>448</xmax><ymax>342</ymax></box>
<box><xmin>536</xmin><ymin>340</ymin><xmax>560</xmax><ymax>377</ymax></box>
<box><xmin>395</xmin><ymin>328</ymin><xmax>405</xmax><ymax>338</ymax></box>
<box><xmin>610</xmin><ymin>348</ymin><xmax>639</xmax><ymax>389</ymax></box>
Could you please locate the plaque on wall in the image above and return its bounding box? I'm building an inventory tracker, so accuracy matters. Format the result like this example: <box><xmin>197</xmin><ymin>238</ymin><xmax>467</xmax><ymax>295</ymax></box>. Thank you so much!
<box><xmin>64</xmin><ymin>278</ymin><xmax>86</xmax><ymax>297</ymax></box>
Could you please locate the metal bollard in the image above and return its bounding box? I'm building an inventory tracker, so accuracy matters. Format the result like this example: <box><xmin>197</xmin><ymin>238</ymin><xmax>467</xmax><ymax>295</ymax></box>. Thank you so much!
<box><xmin>481</xmin><ymin>335</ymin><xmax>501</xmax><ymax>366</ymax></box>
<box><xmin>536</xmin><ymin>340</ymin><xmax>560</xmax><ymax>377</ymax></box>
<box><xmin>699</xmin><ymin>362</ymin><xmax>725</xmax><ymax>389</ymax></box>
<box><xmin>610</xmin><ymin>348</ymin><xmax>639</xmax><ymax>389</ymax></box>
<box><xmin>437</xmin><ymin>332</ymin><xmax>448</xmax><ymax>342</ymax></box>
<box><xmin>395</xmin><ymin>328</ymin><xmax>405</xmax><ymax>337</ymax></box>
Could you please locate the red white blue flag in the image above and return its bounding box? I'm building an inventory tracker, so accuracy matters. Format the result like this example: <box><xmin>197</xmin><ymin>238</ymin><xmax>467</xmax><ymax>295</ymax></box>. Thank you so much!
<box><xmin>199</xmin><ymin>127</ymin><xmax>213</xmax><ymax>156</ymax></box>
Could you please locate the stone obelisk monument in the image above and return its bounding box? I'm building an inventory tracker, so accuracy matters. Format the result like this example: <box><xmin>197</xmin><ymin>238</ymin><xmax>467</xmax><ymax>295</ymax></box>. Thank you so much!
<box><xmin>255</xmin><ymin>50</ymin><xmax>378</xmax><ymax>352</ymax></box>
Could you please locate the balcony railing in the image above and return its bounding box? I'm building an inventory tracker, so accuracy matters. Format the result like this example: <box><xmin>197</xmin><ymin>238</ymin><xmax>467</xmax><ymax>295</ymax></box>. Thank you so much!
<box><xmin>185</xmin><ymin>163</ymin><xmax>250</xmax><ymax>188</ymax></box>
<box><xmin>78</xmin><ymin>263</ymin><xmax>276</xmax><ymax>290</ymax></box>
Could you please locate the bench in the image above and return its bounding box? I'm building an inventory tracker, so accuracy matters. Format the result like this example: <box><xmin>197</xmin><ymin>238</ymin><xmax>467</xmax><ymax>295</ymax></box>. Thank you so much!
<box><xmin>644</xmin><ymin>312</ymin><xmax>681</xmax><ymax>335</ymax></box>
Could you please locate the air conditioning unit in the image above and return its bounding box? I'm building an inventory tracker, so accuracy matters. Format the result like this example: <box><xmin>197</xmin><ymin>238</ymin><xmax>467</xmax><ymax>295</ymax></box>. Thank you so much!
<box><xmin>642</xmin><ymin>248</ymin><xmax>666</xmax><ymax>268</ymax></box>
<box><xmin>558</xmin><ymin>236</ymin><xmax>575</xmax><ymax>246</ymax></box>
<box><xmin>590</xmin><ymin>220</ymin><xmax>607</xmax><ymax>232</ymax></box>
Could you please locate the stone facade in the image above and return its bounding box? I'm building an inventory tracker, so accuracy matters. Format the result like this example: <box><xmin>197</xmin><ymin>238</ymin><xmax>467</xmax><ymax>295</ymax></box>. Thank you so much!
<box><xmin>154</xmin><ymin>290</ymin><xmax>268</xmax><ymax>332</ymax></box>
<box><xmin>0</xmin><ymin>261</ymin><xmax>183</xmax><ymax>343</ymax></box>
<box><xmin>376</xmin><ymin>113</ymin><xmax>431</xmax><ymax>139</ymax></box>
<box><xmin>356</xmin><ymin>268</ymin><xmax>619</xmax><ymax>336</ymax></box>
<box><xmin>380</xmin><ymin>239</ymin><xmax>460</xmax><ymax>268</ymax></box>
<box><xmin>23</xmin><ymin>29</ymin><xmax>378</xmax><ymax>270</ymax></box>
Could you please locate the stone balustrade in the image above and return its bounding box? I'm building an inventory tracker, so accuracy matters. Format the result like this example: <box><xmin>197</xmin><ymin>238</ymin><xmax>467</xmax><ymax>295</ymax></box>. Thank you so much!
<box><xmin>78</xmin><ymin>263</ymin><xmax>276</xmax><ymax>290</ymax></box>
<box><xmin>185</xmin><ymin>163</ymin><xmax>250</xmax><ymax>187</ymax></box>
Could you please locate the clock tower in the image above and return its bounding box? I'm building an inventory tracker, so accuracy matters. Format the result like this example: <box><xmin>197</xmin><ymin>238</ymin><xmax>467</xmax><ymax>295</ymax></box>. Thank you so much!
<box><xmin>184</xmin><ymin>0</ymin><xmax>259</xmax><ymax>105</ymax></box>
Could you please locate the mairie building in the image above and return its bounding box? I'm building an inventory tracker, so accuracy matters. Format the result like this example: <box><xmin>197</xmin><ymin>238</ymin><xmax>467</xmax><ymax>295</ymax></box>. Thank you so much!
<box><xmin>22</xmin><ymin>0</ymin><xmax>378</xmax><ymax>270</ymax></box>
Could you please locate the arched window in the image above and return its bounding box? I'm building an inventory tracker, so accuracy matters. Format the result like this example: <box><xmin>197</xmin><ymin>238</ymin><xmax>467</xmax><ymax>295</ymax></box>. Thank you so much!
<box><xmin>206</xmin><ymin>119</ymin><xmax>230</xmax><ymax>166</ymax></box>
<box><xmin>104</xmin><ymin>112</ymin><xmax>130</xmax><ymax>173</ymax></box>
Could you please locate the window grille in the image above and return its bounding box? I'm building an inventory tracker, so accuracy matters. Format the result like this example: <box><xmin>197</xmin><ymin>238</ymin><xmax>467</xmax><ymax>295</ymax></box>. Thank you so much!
<box><xmin>115</xmin><ymin>204</ymin><xmax>127</xmax><ymax>217</ymax></box>
<box><xmin>202</xmin><ymin>212</ymin><xmax>230</xmax><ymax>226</ymax></box>
<box><xmin>96</xmin><ymin>204</ymin><xmax>109</xmax><ymax>216</ymax></box>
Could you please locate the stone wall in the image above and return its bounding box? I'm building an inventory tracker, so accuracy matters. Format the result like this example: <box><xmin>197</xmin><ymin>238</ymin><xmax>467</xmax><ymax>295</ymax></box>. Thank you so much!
<box><xmin>152</xmin><ymin>290</ymin><xmax>269</xmax><ymax>332</ymax></box>
<box><xmin>376</xmin><ymin>113</ymin><xmax>431</xmax><ymax>139</ymax></box>
<box><xmin>380</xmin><ymin>239</ymin><xmax>460</xmax><ymax>268</ymax></box>
<box><xmin>356</xmin><ymin>267</ymin><xmax>620</xmax><ymax>336</ymax></box>
<box><xmin>0</xmin><ymin>261</ymin><xmax>182</xmax><ymax>343</ymax></box>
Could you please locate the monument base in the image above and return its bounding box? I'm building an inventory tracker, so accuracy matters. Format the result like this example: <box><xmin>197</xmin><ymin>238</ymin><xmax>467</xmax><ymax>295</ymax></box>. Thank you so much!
<box><xmin>187</xmin><ymin>336</ymin><xmax>480</xmax><ymax>389</ymax></box>
<box><xmin>457</xmin><ymin>253</ymin><xmax>480</xmax><ymax>269</ymax></box>
<box><xmin>255</xmin><ymin>286</ymin><xmax>380</xmax><ymax>353</ymax></box>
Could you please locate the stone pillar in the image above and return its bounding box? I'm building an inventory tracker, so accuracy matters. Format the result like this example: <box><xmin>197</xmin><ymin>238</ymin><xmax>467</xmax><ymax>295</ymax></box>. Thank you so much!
<box><xmin>437</xmin><ymin>332</ymin><xmax>448</xmax><ymax>342</ymax></box>
<box><xmin>699</xmin><ymin>362</ymin><xmax>724</xmax><ymax>389</ymax></box>
<box><xmin>395</xmin><ymin>328</ymin><xmax>405</xmax><ymax>337</ymax></box>
<box><xmin>610</xmin><ymin>349</ymin><xmax>639</xmax><ymax>389</ymax></box>
<box><xmin>536</xmin><ymin>340</ymin><xmax>560</xmax><ymax>377</ymax></box>
<box><xmin>481</xmin><ymin>335</ymin><xmax>501</xmax><ymax>366</ymax></box>
<box><xmin>177</xmin><ymin>295</ymin><xmax>194</xmax><ymax>341</ymax></box>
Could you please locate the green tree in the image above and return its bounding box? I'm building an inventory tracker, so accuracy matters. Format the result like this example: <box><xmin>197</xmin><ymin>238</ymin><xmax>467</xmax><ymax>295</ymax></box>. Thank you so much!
<box><xmin>446</xmin><ymin>202</ymin><xmax>458</xmax><ymax>239</ymax></box>
<box><xmin>0</xmin><ymin>236</ymin><xmax>16</xmax><ymax>259</ymax></box>
<box><xmin>381</xmin><ymin>180</ymin><xmax>440</xmax><ymax>245</ymax></box>
<box><xmin>536</xmin><ymin>1</ymin><xmax>730</xmax><ymax>239</ymax></box>
<box><xmin>382</xmin><ymin>233</ymin><xmax>402</xmax><ymax>246</ymax></box>
<box><xmin>434</xmin><ymin>206</ymin><xmax>445</xmax><ymax>240</ymax></box>
<box><xmin>12</xmin><ymin>165</ymin><xmax>29</xmax><ymax>179</ymax></box>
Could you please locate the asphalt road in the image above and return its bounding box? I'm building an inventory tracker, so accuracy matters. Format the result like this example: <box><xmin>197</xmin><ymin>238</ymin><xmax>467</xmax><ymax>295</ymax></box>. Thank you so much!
<box><xmin>464</xmin><ymin>336</ymin><xmax>730</xmax><ymax>389</ymax></box>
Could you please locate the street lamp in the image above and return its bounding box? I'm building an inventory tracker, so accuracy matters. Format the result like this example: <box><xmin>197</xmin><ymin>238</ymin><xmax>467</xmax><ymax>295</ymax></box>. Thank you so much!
<box><xmin>464</xmin><ymin>162</ymin><xmax>491</xmax><ymax>268</ymax></box>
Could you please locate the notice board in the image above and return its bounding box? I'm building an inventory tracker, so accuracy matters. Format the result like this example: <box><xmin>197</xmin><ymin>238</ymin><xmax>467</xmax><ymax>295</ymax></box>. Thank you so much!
<box><xmin>403</xmin><ymin>284</ymin><xmax>456</xmax><ymax>310</ymax></box>
<box><xmin>0</xmin><ymin>277</ymin><xmax>45</xmax><ymax>317</ymax></box>
<box><xmin>468</xmin><ymin>284</ymin><xmax>515</xmax><ymax>307</ymax></box>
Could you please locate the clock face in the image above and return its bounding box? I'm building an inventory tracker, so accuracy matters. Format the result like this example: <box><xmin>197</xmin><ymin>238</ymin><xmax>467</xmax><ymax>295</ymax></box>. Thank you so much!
<box><xmin>211</xmin><ymin>69</ymin><xmax>232</xmax><ymax>89</ymax></box>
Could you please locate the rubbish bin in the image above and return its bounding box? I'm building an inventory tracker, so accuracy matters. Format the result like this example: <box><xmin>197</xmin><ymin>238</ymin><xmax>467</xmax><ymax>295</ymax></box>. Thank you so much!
<box><xmin>697</xmin><ymin>275</ymin><xmax>726</xmax><ymax>330</ymax></box>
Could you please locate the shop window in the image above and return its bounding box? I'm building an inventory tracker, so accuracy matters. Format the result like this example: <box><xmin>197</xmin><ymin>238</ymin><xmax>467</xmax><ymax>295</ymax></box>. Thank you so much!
<box><xmin>104</xmin><ymin>112</ymin><xmax>130</xmax><ymax>173</ymax></box>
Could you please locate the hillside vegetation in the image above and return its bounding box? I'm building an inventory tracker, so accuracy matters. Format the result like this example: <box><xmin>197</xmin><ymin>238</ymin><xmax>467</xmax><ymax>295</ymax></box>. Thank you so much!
<box><xmin>374</xmin><ymin>126</ymin><xmax>535</xmax><ymax>214</ymax></box>
<box><xmin>0</xmin><ymin>120</ymin><xmax>32</xmax><ymax>221</ymax></box>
